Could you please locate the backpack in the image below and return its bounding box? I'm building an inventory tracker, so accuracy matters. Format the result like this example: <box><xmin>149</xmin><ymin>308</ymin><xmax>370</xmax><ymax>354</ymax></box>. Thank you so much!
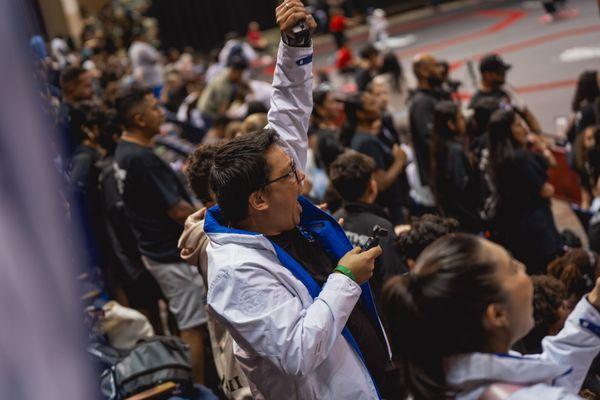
<box><xmin>97</xmin><ymin>336</ymin><xmax>193</xmax><ymax>399</ymax></box>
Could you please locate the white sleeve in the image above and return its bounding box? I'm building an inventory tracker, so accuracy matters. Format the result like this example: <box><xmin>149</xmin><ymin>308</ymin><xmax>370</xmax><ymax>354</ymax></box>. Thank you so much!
<box><xmin>207</xmin><ymin>261</ymin><xmax>361</xmax><ymax>376</ymax></box>
<box><xmin>523</xmin><ymin>297</ymin><xmax>600</xmax><ymax>392</ymax></box>
<box><xmin>267</xmin><ymin>40</ymin><xmax>313</xmax><ymax>171</ymax></box>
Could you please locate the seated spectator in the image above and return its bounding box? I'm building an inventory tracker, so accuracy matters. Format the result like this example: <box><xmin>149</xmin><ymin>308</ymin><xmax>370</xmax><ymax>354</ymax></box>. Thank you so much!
<box><xmin>113</xmin><ymin>87</ymin><xmax>207</xmax><ymax>383</ymax></box>
<box><xmin>430</xmin><ymin>101</ymin><xmax>483</xmax><ymax>233</ymax></box>
<box><xmin>128</xmin><ymin>28</ymin><xmax>164</xmax><ymax>96</ymax></box>
<box><xmin>198</xmin><ymin>57</ymin><xmax>249</xmax><ymax>124</ymax></box>
<box><xmin>246</xmin><ymin>21</ymin><xmax>268</xmax><ymax>52</ymax></box>
<box><xmin>520</xmin><ymin>275</ymin><xmax>568</xmax><ymax>354</ymax></box>
<box><xmin>330</xmin><ymin>151</ymin><xmax>405</xmax><ymax>301</ymax></box>
<box><xmin>548</xmin><ymin>249</ymin><xmax>600</xmax><ymax>311</ymax></box>
<box><xmin>395</xmin><ymin>214</ymin><xmax>459</xmax><ymax>270</ymax></box>
<box><xmin>487</xmin><ymin>109</ymin><xmax>562</xmax><ymax>274</ymax></box>
<box><xmin>345</xmin><ymin>91</ymin><xmax>408</xmax><ymax>224</ymax></box>
<box><xmin>573</xmin><ymin>125</ymin><xmax>600</xmax><ymax>209</ymax></box>
<box><xmin>381</xmin><ymin>233</ymin><xmax>600</xmax><ymax>400</ymax></box>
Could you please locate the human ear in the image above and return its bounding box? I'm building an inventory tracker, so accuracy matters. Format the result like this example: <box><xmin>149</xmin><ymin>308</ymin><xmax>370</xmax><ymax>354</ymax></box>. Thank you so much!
<box><xmin>248</xmin><ymin>191</ymin><xmax>269</xmax><ymax>213</ymax></box>
<box><xmin>483</xmin><ymin>303</ymin><xmax>509</xmax><ymax>330</ymax></box>
<box><xmin>133</xmin><ymin>112</ymin><xmax>145</xmax><ymax>127</ymax></box>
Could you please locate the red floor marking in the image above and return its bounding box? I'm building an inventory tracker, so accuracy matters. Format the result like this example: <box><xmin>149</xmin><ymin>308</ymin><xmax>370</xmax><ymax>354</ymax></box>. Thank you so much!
<box><xmin>395</xmin><ymin>9</ymin><xmax>526</xmax><ymax>59</ymax></box>
<box><xmin>457</xmin><ymin>78</ymin><xmax>577</xmax><ymax>100</ymax></box>
<box><xmin>451</xmin><ymin>24</ymin><xmax>600</xmax><ymax>69</ymax></box>
<box><xmin>313</xmin><ymin>11</ymin><xmax>476</xmax><ymax>57</ymax></box>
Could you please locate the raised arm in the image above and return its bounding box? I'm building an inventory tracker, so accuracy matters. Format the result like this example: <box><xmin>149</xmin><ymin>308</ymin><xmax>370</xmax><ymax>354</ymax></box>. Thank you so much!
<box><xmin>268</xmin><ymin>1</ymin><xmax>316</xmax><ymax>171</ymax></box>
<box><xmin>524</xmin><ymin>280</ymin><xmax>600</xmax><ymax>393</ymax></box>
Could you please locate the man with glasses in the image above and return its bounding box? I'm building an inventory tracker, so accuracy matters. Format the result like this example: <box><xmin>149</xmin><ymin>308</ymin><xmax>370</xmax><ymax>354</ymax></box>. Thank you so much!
<box><xmin>113</xmin><ymin>87</ymin><xmax>207</xmax><ymax>384</ymax></box>
<box><xmin>204</xmin><ymin>1</ymin><xmax>390</xmax><ymax>399</ymax></box>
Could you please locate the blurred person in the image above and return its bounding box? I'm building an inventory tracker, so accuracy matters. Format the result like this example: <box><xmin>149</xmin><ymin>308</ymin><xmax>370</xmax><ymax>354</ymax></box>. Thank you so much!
<box><xmin>355</xmin><ymin>43</ymin><xmax>381</xmax><ymax>91</ymax></box>
<box><xmin>205</xmin><ymin>3</ymin><xmax>390</xmax><ymax>398</ymax></box>
<box><xmin>467</xmin><ymin>96</ymin><xmax>500</xmax><ymax>160</ymax></box>
<box><xmin>487</xmin><ymin>109</ymin><xmax>562</xmax><ymax>274</ymax></box>
<box><xmin>346</xmin><ymin>91</ymin><xmax>408</xmax><ymax>225</ymax></box>
<box><xmin>128</xmin><ymin>27</ymin><xmax>164</xmax><ymax>96</ymax></box>
<box><xmin>408</xmin><ymin>53</ymin><xmax>444</xmax><ymax>188</ymax></box>
<box><xmin>113</xmin><ymin>87</ymin><xmax>207</xmax><ymax>383</ymax></box>
<box><xmin>198</xmin><ymin>57</ymin><xmax>249</xmax><ymax>124</ymax></box>
<box><xmin>381</xmin><ymin>233</ymin><xmax>600</xmax><ymax>400</ymax></box>
<box><xmin>218</xmin><ymin>31</ymin><xmax>258</xmax><ymax>70</ymax></box>
<box><xmin>367</xmin><ymin>8</ymin><xmax>389</xmax><ymax>45</ymax></box>
<box><xmin>241</xmin><ymin>112</ymin><xmax>268</xmax><ymax>134</ymax></box>
<box><xmin>335</xmin><ymin>37</ymin><xmax>356</xmax><ymax>74</ymax></box>
<box><xmin>330</xmin><ymin>151</ymin><xmax>405</xmax><ymax>301</ymax></box>
<box><xmin>430</xmin><ymin>101</ymin><xmax>483</xmax><ymax>233</ymax></box>
<box><xmin>438</xmin><ymin>60</ymin><xmax>462</xmax><ymax>101</ymax></box>
<box><xmin>540</xmin><ymin>0</ymin><xmax>579</xmax><ymax>23</ymax></box>
<box><xmin>246</xmin><ymin>21</ymin><xmax>268</xmax><ymax>52</ymax></box>
<box><xmin>160</xmin><ymin>69</ymin><xmax>188</xmax><ymax>113</ymax></box>
<box><xmin>395</xmin><ymin>213</ymin><xmax>459</xmax><ymax>270</ymax></box>
<box><xmin>379</xmin><ymin>52</ymin><xmax>404</xmax><ymax>93</ymax></box>
<box><xmin>329</xmin><ymin>7</ymin><xmax>350</xmax><ymax>49</ymax></box>
<box><xmin>520</xmin><ymin>275</ymin><xmax>568</xmax><ymax>354</ymax></box>
<box><xmin>311</xmin><ymin>87</ymin><xmax>344</xmax><ymax>169</ymax></box>
<box><xmin>470</xmin><ymin>54</ymin><xmax>542</xmax><ymax>134</ymax></box>
<box><xmin>569</xmin><ymin>70</ymin><xmax>600</xmax><ymax>142</ymax></box>
<box><xmin>202</xmin><ymin>115</ymin><xmax>231</xmax><ymax>145</ymax></box>
<box><xmin>369</xmin><ymin>76</ymin><xmax>400</xmax><ymax>148</ymax></box>
<box><xmin>224</xmin><ymin>120</ymin><xmax>243</xmax><ymax>140</ymax></box>
<box><xmin>60</xmin><ymin>66</ymin><xmax>95</xmax><ymax>106</ymax></box>
<box><xmin>573</xmin><ymin>125</ymin><xmax>600</xmax><ymax>209</ymax></box>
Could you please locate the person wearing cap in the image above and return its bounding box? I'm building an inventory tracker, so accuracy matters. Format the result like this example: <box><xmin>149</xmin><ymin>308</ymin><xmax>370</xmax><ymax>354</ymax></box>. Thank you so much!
<box><xmin>469</xmin><ymin>54</ymin><xmax>542</xmax><ymax>134</ymax></box>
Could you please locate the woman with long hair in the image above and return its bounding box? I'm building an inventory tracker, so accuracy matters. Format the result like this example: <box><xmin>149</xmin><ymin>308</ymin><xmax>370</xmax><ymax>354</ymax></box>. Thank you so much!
<box><xmin>382</xmin><ymin>233</ymin><xmax>600</xmax><ymax>400</ymax></box>
<box><xmin>487</xmin><ymin>109</ymin><xmax>562</xmax><ymax>274</ymax></box>
<box><xmin>430</xmin><ymin>101</ymin><xmax>483</xmax><ymax>232</ymax></box>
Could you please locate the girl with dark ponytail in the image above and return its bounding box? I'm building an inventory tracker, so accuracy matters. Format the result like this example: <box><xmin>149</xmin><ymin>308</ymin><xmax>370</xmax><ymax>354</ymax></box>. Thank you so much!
<box><xmin>382</xmin><ymin>234</ymin><xmax>600</xmax><ymax>400</ymax></box>
<box><xmin>487</xmin><ymin>109</ymin><xmax>562</xmax><ymax>274</ymax></box>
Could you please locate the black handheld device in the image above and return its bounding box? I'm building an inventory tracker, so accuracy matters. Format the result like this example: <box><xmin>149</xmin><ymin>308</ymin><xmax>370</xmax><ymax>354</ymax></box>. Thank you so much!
<box><xmin>361</xmin><ymin>225</ymin><xmax>388</xmax><ymax>251</ymax></box>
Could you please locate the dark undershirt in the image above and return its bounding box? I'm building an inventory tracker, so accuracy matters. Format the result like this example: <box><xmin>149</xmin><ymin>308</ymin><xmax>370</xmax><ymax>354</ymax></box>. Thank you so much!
<box><xmin>268</xmin><ymin>228</ymin><xmax>388</xmax><ymax>388</ymax></box>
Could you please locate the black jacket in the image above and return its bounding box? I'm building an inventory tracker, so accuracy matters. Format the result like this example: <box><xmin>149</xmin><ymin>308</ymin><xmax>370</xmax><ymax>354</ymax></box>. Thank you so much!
<box><xmin>408</xmin><ymin>88</ymin><xmax>439</xmax><ymax>186</ymax></box>
<box><xmin>334</xmin><ymin>202</ymin><xmax>406</xmax><ymax>302</ymax></box>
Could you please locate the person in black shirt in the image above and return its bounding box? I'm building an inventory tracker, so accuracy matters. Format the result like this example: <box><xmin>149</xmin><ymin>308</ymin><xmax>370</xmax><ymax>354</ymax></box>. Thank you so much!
<box><xmin>469</xmin><ymin>54</ymin><xmax>542</xmax><ymax>134</ymax></box>
<box><xmin>430</xmin><ymin>101</ymin><xmax>483</xmax><ymax>233</ymax></box>
<box><xmin>487</xmin><ymin>109</ymin><xmax>562</xmax><ymax>274</ymax></box>
<box><xmin>408</xmin><ymin>53</ymin><xmax>444</xmax><ymax>188</ymax></box>
<box><xmin>355</xmin><ymin>44</ymin><xmax>381</xmax><ymax>91</ymax></box>
<box><xmin>113</xmin><ymin>87</ymin><xmax>207</xmax><ymax>383</ymax></box>
<box><xmin>345</xmin><ymin>91</ymin><xmax>408</xmax><ymax>224</ymax></box>
<box><xmin>330</xmin><ymin>151</ymin><xmax>405</xmax><ymax>302</ymax></box>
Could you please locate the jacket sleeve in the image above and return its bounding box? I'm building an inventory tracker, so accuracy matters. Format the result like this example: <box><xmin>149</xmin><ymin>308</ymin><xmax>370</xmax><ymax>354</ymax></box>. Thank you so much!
<box><xmin>523</xmin><ymin>297</ymin><xmax>600</xmax><ymax>393</ymax></box>
<box><xmin>267</xmin><ymin>40</ymin><xmax>313</xmax><ymax>171</ymax></box>
<box><xmin>207</xmin><ymin>257</ymin><xmax>362</xmax><ymax>376</ymax></box>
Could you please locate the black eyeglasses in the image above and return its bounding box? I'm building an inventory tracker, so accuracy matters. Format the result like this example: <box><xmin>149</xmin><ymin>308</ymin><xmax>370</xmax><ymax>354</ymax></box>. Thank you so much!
<box><xmin>260</xmin><ymin>159</ymin><xmax>300</xmax><ymax>189</ymax></box>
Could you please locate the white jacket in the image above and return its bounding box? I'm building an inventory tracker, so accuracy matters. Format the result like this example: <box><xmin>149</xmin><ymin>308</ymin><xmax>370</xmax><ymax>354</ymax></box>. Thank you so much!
<box><xmin>445</xmin><ymin>297</ymin><xmax>600</xmax><ymax>400</ymax></box>
<box><xmin>205</xmin><ymin>41</ymin><xmax>381</xmax><ymax>400</ymax></box>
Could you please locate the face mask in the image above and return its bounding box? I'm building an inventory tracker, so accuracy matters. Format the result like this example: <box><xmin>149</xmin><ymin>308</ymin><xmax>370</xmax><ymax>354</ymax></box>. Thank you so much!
<box><xmin>427</xmin><ymin>75</ymin><xmax>444</xmax><ymax>88</ymax></box>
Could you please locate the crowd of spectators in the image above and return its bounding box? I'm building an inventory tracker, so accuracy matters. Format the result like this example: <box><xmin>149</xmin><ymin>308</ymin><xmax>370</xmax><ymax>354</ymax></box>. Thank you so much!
<box><xmin>28</xmin><ymin>0</ymin><xmax>600</xmax><ymax>398</ymax></box>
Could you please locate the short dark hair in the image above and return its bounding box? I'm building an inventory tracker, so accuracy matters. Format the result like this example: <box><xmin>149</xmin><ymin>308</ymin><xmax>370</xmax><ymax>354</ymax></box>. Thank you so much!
<box><xmin>359</xmin><ymin>44</ymin><xmax>379</xmax><ymax>60</ymax></box>
<box><xmin>60</xmin><ymin>66</ymin><xmax>86</xmax><ymax>89</ymax></box>
<box><xmin>521</xmin><ymin>275</ymin><xmax>566</xmax><ymax>353</ymax></box>
<box><xmin>210</xmin><ymin>128</ymin><xmax>278</xmax><ymax>223</ymax></box>
<box><xmin>395</xmin><ymin>214</ymin><xmax>459</xmax><ymax>260</ymax></box>
<box><xmin>329</xmin><ymin>151</ymin><xmax>375</xmax><ymax>202</ymax></box>
<box><xmin>186</xmin><ymin>144</ymin><xmax>219</xmax><ymax>204</ymax></box>
<box><xmin>114</xmin><ymin>87</ymin><xmax>152</xmax><ymax>129</ymax></box>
